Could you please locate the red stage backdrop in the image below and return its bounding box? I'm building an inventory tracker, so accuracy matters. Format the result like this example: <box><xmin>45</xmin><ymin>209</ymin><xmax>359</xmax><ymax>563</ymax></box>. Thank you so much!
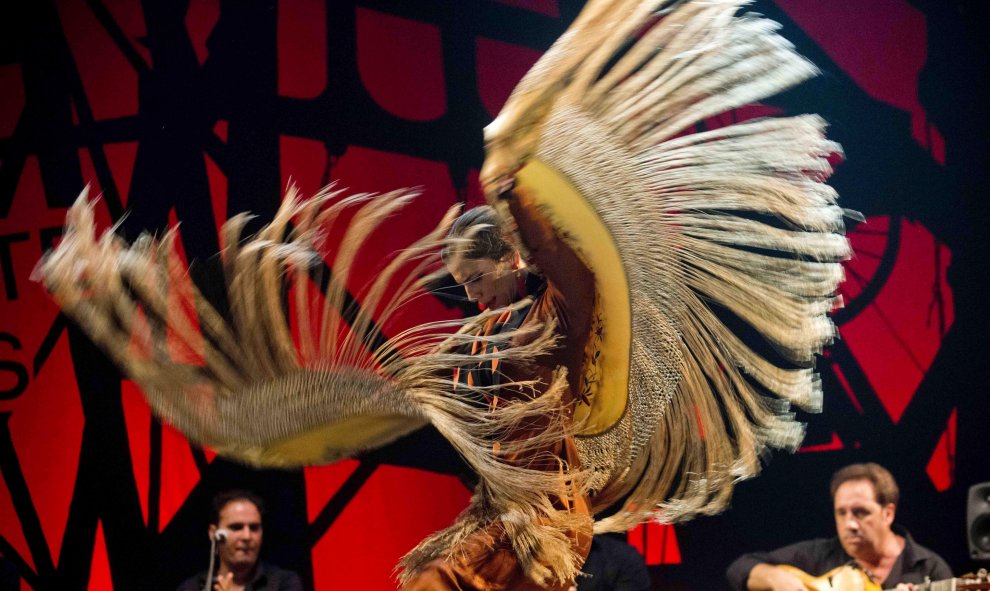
<box><xmin>1</xmin><ymin>1</ymin><xmax>987</xmax><ymax>590</ymax></box>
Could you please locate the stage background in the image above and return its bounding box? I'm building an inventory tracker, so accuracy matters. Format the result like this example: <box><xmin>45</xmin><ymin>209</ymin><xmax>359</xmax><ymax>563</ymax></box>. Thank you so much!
<box><xmin>0</xmin><ymin>0</ymin><xmax>987</xmax><ymax>589</ymax></box>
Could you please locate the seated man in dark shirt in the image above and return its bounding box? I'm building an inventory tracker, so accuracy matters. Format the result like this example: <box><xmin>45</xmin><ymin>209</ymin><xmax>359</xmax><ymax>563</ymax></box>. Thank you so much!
<box><xmin>576</xmin><ymin>534</ymin><xmax>651</xmax><ymax>591</ymax></box>
<box><xmin>177</xmin><ymin>489</ymin><xmax>302</xmax><ymax>591</ymax></box>
<box><xmin>726</xmin><ymin>463</ymin><xmax>951</xmax><ymax>591</ymax></box>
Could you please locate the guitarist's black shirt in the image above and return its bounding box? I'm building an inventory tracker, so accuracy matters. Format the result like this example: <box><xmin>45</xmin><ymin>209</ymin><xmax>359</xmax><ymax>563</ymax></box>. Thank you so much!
<box><xmin>726</xmin><ymin>526</ymin><xmax>952</xmax><ymax>590</ymax></box>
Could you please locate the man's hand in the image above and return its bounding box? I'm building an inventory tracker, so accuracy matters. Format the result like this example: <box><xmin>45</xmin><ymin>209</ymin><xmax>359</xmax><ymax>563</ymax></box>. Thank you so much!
<box><xmin>213</xmin><ymin>572</ymin><xmax>234</xmax><ymax>591</ymax></box>
<box><xmin>891</xmin><ymin>584</ymin><xmax>917</xmax><ymax>591</ymax></box>
<box><xmin>746</xmin><ymin>564</ymin><xmax>808</xmax><ymax>591</ymax></box>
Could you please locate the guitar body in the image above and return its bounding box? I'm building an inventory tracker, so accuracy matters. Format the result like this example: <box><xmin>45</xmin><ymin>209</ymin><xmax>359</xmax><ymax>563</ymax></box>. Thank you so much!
<box><xmin>777</xmin><ymin>565</ymin><xmax>882</xmax><ymax>591</ymax></box>
<box><xmin>777</xmin><ymin>565</ymin><xmax>990</xmax><ymax>591</ymax></box>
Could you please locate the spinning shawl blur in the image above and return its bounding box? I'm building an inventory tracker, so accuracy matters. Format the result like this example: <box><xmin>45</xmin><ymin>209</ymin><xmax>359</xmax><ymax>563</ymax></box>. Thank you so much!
<box><xmin>36</xmin><ymin>0</ymin><xmax>854</xmax><ymax>586</ymax></box>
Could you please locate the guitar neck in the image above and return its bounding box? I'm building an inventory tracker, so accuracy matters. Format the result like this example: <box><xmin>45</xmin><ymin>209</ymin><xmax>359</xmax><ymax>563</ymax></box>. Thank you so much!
<box><xmin>893</xmin><ymin>578</ymin><xmax>959</xmax><ymax>591</ymax></box>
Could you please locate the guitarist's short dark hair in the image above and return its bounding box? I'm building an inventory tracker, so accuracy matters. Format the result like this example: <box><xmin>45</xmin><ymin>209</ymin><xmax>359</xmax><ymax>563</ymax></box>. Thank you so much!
<box><xmin>829</xmin><ymin>463</ymin><xmax>900</xmax><ymax>507</ymax></box>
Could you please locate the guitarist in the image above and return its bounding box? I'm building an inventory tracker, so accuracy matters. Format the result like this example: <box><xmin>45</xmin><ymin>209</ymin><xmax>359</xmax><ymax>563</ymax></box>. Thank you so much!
<box><xmin>726</xmin><ymin>463</ymin><xmax>952</xmax><ymax>591</ymax></box>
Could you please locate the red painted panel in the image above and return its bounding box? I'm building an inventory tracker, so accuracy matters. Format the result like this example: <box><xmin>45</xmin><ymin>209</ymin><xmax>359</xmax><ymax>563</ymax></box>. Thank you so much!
<box><xmin>164</xmin><ymin>209</ymin><xmax>205</xmax><ymax>367</ymax></box>
<box><xmin>304</xmin><ymin>460</ymin><xmax>359</xmax><ymax>522</ymax></box>
<box><xmin>185</xmin><ymin>0</ymin><xmax>220</xmax><ymax>66</ymax></box>
<box><xmin>77</xmin><ymin>148</ymin><xmax>125</xmax><ymax>232</ymax></box>
<box><xmin>463</xmin><ymin>169</ymin><xmax>487</xmax><ymax>210</ymax></box>
<box><xmin>0</xmin><ymin>157</ymin><xmax>67</xmax><ymax>354</ymax></box>
<box><xmin>840</xmin><ymin>216</ymin><xmax>892</xmax><ymax>306</ymax></box>
<box><xmin>102</xmin><ymin>0</ymin><xmax>151</xmax><ymax>66</ymax></box>
<box><xmin>328</xmin><ymin>146</ymin><xmax>461</xmax><ymax>334</ymax></box>
<box><xmin>278</xmin><ymin>0</ymin><xmax>327</xmax><ymax>99</ymax></box>
<box><xmin>280</xmin><ymin>136</ymin><xmax>329</xmax><ymax>197</ymax></box>
<box><xmin>56</xmin><ymin>0</ymin><xmax>138</xmax><ymax>120</ymax></box>
<box><xmin>104</xmin><ymin>142</ymin><xmax>139</xmax><ymax>209</ymax></box>
<box><xmin>212</xmin><ymin>120</ymin><xmax>228</xmax><ymax>144</ymax></box>
<box><xmin>840</xmin><ymin>220</ymin><xmax>953</xmax><ymax>423</ymax></box>
<box><xmin>1</xmin><ymin>155</ymin><xmax>83</xmax><ymax>569</ymax></box>
<box><xmin>202</xmin><ymin>446</ymin><xmax>217</xmax><ymax>463</ymax></box>
<box><xmin>475</xmin><ymin>37</ymin><xmax>543</xmax><ymax>118</ymax></box>
<box><xmin>799</xmin><ymin>432</ymin><xmax>844</xmax><ymax>453</ymax></box>
<box><xmin>77</xmin><ymin>149</ymin><xmax>98</xmax><ymax>196</ymax></box>
<box><xmin>311</xmin><ymin>465</ymin><xmax>470</xmax><ymax>591</ymax></box>
<box><xmin>627</xmin><ymin>522</ymin><xmax>681</xmax><ymax>565</ymax></box>
<box><xmin>121</xmin><ymin>381</ymin><xmax>151</xmax><ymax>526</ymax></box>
<box><xmin>645</xmin><ymin>522</ymin><xmax>680</xmax><ymax>565</ymax></box>
<box><xmin>9</xmin><ymin>334</ymin><xmax>83</xmax><ymax>566</ymax></box>
<box><xmin>775</xmin><ymin>0</ymin><xmax>938</xmax><ymax>154</ymax></box>
<box><xmin>356</xmin><ymin>9</ymin><xmax>446</xmax><ymax>121</ymax></box>
<box><xmin>86</xmin><ymin>521</ymin><xmax>112</xmax><ymax>591</ymax></box>
<box><xmin>158</xmin><ymin>422</ymin><xmax>201</xmax><ymax>533</ymax></box>
<box><xmin>285</xmin><ymin>273</ymin><xmax>383</xmax><ymax>374</ymax></box>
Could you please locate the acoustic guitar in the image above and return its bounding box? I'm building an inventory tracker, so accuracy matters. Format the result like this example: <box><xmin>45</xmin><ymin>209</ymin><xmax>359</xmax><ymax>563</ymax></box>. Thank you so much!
<box><xmin>777</xmin><ymin>564</ymin><xmax>990</xmax><ymax>591</ymax></box>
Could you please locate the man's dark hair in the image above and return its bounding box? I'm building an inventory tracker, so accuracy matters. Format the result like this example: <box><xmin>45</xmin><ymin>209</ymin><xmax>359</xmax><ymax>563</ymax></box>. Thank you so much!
<box><xmin>829</xmin><ymin>463</ymin><xmax>900</xmax><ymax>507</ymax></box>
<box><xmin>210</xmin><ymin>489</ymin><xmax>265</xmax><ymax>525</ymax></box>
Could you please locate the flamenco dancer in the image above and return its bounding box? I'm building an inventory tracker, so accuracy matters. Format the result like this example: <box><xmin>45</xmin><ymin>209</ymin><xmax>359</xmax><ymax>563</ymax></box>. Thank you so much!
<box><xmin>37</xmin><ymin>1</ymin><xmax>854</xmax><ymax>589</ymax></box>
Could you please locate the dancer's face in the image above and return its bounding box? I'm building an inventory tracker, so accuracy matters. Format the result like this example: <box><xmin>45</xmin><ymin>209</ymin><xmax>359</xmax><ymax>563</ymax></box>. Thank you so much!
<box><xmin>447</xmin><ymin>254</ymin><xmax>520</xmax><ymax>311</ymax></box>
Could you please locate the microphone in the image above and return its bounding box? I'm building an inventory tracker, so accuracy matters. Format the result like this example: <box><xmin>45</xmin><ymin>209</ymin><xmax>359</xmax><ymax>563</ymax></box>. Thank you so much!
<box><xmin>205</xmin><ymin>529</ymin><xmax>229</xmax><ymax>591</ymax></box>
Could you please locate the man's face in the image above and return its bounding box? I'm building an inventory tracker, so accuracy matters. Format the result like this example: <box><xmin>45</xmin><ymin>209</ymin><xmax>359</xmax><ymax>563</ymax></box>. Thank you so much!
<box><xmin>446</xmin><ymin>254</ymin><xmax>519</xmax><ymax>311</ymax></box>
<box><xmin>833</xmin><ymin>479</ymin><xmax>895</xmax><ymax>559</ymax></box>
<box><xmin>210</xmin><ymin>500</ymin><xmax>263</xmax><ymax>570</ymax></box>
